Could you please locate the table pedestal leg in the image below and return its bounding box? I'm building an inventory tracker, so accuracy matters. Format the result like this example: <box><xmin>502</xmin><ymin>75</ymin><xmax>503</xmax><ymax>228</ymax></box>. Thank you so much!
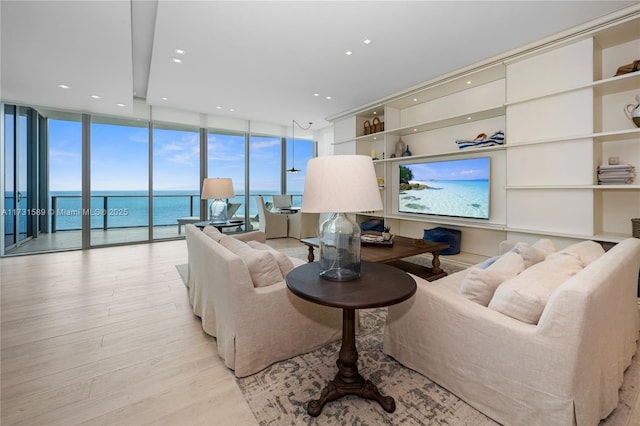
<box><xmin>307</xmin><ymin>308</ymin><xmax>395</xmax><ymax>417</ymax></box>
<box><xmin>431</xmin><ymin>250</ymin><xmax>443</xmax><ymax>275</ymax></box>
<box><xmin>306</xmin><ymin>245</ymin><xmax>315</xmax><ymax>263</ymax></box>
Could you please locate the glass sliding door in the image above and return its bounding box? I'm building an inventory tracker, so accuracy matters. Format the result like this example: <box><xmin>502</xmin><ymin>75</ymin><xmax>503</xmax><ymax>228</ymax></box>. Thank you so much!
<box><xmin>152</xmin><ymin>123</ymin><xmax>200</xmax><ymax>239</ymax></box>
<box><xmin>48</xmin><ymin>114</ymin><xmax>83</xmax><ymax>250</ymax></box>
<box><xmin>208</xmin><ymin>130</ymin><xmax>246</xmax><ymax>231</ymax></box>
<box><xmin>3</xmin><ymin>105</ymin><xmax>17</xmax><ymax>249</ymax></box>
<box><xmin>2</xmin><ymin>105</ymin><xmax>42</xmax><ymax>254</ymax></box>
<box><xmin>90</xmin><ymin>116</ymin><xmax>149</xmax><ymax>246</ymax></box>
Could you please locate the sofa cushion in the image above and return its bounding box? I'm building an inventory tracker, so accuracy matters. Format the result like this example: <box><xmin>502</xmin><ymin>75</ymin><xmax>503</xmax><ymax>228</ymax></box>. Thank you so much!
<box><xmin>488</xmin><ymin>252</ymin><xmax>584</xmax><ymax>324</ymax></box>
<box><xmin>557</xmin><ymin>240</ymin><xmax>605</xmax><ymax>267</ymax></box>
<box><xmin>247</xmin><ymin>240</ymin><xmax>295</xmax><ymax>276</ymax></box>
<box><xmin>203</xmin><ymin>225</ymin><xmax>224</xmax><ymax>242</ymax></box>
<box><xmin>219</xmin><ymin>236</ymin><xmax>283</xmax><ymax>288</ymax></box>
<box><xmin>459</xmin><ymin>252</ymin><xmax>526</xmax><ymax>306</ymax></box>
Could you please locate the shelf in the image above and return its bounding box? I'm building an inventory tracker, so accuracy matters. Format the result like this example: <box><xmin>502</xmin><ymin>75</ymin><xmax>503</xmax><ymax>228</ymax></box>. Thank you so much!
<box><xmin>332</xmin><ymin>106</ymin><xmax>506</xmax><ymax>145</ymax></box>
<box><xmin>505</xmin><ymin>72</ymin><xmax>640</xmax><ymax>107</ymax></box>
<box><xmin>505</xmin><ymin>226</ymin><xmax>633</xmax><ymax>243</ymax></box>
<box><xmin>506</xmin><ymin>185</ymin><xmax>640</xmax><ymax>190</ymax></box>
<box><xmin>385</xmin><ymin>213</ymin><xmax>507</xmax><ymax>231</ymax></box>
<box><xmin>505</xmin><ymin>128</ymin><xmax>640</xmax><ymax>147</ymax></box>
<box><xmin>372</xmin><ymin>144</ymin><xmax>506</xmax><ymax>164</ymax></box>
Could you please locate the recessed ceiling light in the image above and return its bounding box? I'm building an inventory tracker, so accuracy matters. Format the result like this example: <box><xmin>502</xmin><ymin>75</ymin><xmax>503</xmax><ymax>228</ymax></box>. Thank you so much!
<box><xmin>413</xmin><ymin>98</ymin><xmax>418</xmax><ymax>102</ymax></box>
<box><xmin>373</xmin><ymin>111</ymin><xmax>377</xmax><ymax>115</ymax></box>
<box><xmin>216</xmin><ymin>106</ymin><xmax>222</xmax><ymax>110</ymax></box>
<box><xmin>175</xmin><ymin>48</ymin><xmax>186</xmax><ymax>55</ymax></box>
<box><xmin>161</xmin><ymin>97</ymin><xmax>168</xmax><ymax>101</ymax></box>
<box><xmin>413</xmin><ymin>128</ymin><xmax>418</xmax><ymax>132</ymax></box>
<box><xmin>229</xmin><ymin>108</ymin><xmax>235</xmax><ymax>112</ymax></box>
<box><xmin>345</xmin><ymin>51</ymin><xmax>353</xmax><ymax>56</ymax></box>
<box><xmin>90</xmin><ymin>95</ymin><xmax>101</xmax><ymax>99</ymax></box>
<box><xmin>116</xmin><ymin>103</ymin><xmax>126</xmax><ymax>107</ymax></box>
<box><xmin>467</xmin><ymin>80</ymin><xmax>472</xmax><ymax>85</ymax></box>
<box><xmin>467</xmin><ymin>116</ymin><xmax>472</xmax><ymax>120</ymax></box>
<box><xmin>325</xmin><ymin>96</ymin><xmax>332</xmax><ymax>100</ymax></box>
<box><xmin>172</xmin><ymin>58</ymin><xmax>183</xmax><ymax>63</ymax></box>
<box><xmin>313</xmin><ymin>93</ymin><xmax>320</xmax><ymax>97</ymax></box>
<box><xmin>363</xmin><ymin>39</ymin><xmax>371</xmax><ymax>44</ymax></box>
<box><xmin>58</xmin><ymin>84</ymin><xmax>70</xmax><ymax>89</ymax></box>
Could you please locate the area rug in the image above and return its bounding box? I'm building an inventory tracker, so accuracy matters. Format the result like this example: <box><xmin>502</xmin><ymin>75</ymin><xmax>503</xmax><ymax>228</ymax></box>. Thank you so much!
<box><xmin>236</xmin><ymin>307</ymin><xmax>640</xmax><ymax>426</ymax></box>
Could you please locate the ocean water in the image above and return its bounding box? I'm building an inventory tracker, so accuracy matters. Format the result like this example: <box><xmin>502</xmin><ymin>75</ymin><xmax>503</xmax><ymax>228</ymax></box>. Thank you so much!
<box><xmin>50</xmin><ymin>190</ymin><xmax>302</xmax><ymax>231</ymax></box>
<box><xmin>398</xmin><ymin>179</ymin><xmax>490</xmax><ymax>219</ymax></box>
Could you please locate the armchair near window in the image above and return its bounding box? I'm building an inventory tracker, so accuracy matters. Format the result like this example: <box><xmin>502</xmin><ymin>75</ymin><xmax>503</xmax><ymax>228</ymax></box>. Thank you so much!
<box><xmin>255</xmin><ymin>195</ymin><xmax>288</xmax><ymax>239</ymax></box>
<box><xmin>288</xmin><ymin>211</ymin><xmax>320</xmax><ymax>239</ymax></box>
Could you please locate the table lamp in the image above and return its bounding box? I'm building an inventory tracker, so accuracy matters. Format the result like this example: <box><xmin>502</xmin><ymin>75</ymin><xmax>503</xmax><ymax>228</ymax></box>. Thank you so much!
<box><xmin>201</xmin><ymin>178</ymin><xmax>235</xmax><ymax>223</ymax></box>
<box><xmin>302</xmin><ymin>155</ymin><xmax>383</xmax><ymax>281</ymax></box>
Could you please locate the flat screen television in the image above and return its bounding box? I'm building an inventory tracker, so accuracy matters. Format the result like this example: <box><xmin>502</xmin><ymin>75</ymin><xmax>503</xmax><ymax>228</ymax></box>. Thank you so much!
<box><xmin>398</xmin><ymin>157</ymin><xmax>490</xmax><ymax>219</ymax></box>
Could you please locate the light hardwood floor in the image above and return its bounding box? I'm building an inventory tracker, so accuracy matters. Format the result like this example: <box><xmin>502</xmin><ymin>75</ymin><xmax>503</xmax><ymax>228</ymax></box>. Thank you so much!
<box><xmin>1</xmin><ymin>239</ymin><xmax>259</xmax><ymax>425</ymax></box>
<box><xmin>2</xmin><ymin>239</ymin><xmax>640</xmax><ymax>425</ymax></box>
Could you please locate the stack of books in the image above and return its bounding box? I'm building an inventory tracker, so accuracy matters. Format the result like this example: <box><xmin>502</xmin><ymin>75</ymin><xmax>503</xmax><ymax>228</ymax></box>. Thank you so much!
<box><xmin>597</xmin><ymin>164</ymin><xmax>636</xmax><ymax>185</ymax></box>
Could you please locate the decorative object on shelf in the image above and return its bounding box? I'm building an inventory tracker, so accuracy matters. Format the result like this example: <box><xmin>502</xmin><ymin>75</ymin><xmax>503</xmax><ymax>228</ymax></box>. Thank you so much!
<box><xmin>597</xmin><ymin>164</ymin><xmax>636</xmax><ymax>185</ymax></box>
<box><xmin>632</xmin><ymin>218</ymin><xmax>640</xmax><ymax>239</ymax></box>
<box><xmin>614</xmin><ymin>59</ymin><xmax>640</xmax><ymax>76</ymax></box>
<box><xmin>201</xmin><ymin>177</ymin><xmax>235</xmax><ymax>223</ymax></box>
<box><xmin>364</xmin><ymin>119</ymin><xmax>372</xmax><ymax>135</ymax></box>
<box><xmin>371</xmin><ymin>149</ymin><xmax>378</xmax><ymax>160</ymax></box>
<box><xmin>288</xmin><ymin>120</ymin><xmax>313</xmax><ymax>173</ymax></box>
<box><xmin>455</xmin><ymin>130</ymin><xmax>505</xmax><ymax>150</ymax></box>
<box><xmin>382</xmin><ymin>226</ymin><xmax>391</xmax><ymax>241</ymax></box>
<box><xmin>302</xmin><ymin>155</ymin><xmax>383</xmax><ymax>281</ymax></box>
<box><xmin>624</xmin><ymin>95</ymin><xmax>640</xmax><ymax>127</ymax></box>
<box><xmin>404</xmin><ymin>144</ymin><xmax>412</xmax><ymax>157</ymax></box>
<box><xmin>372</xmin><ymin>116</ymin><xmax>384</xmax><ymax>133</ymax></box>
<box><xmin>395</xmin><ymin>139</ymin><xmax>405</xmax><ymax>158</ymax></box>
<box><xmin>377</xmin><ymin>176</ymin><xmax>385</xmax><ymax>187</ymax></box>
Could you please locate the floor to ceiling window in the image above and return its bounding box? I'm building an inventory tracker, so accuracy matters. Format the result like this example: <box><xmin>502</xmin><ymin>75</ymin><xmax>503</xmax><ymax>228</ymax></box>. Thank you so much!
<box><xmin>286</xmin><ymin>137</ymin><xmax>315</xmax><ymax>208</ymax></box>
<box><xmin>90</xmin><ymin>117</ymin><xmax>149</xmax><ymax>246</ymax></box>
<box><xmin>152</xmin><ymin>123</ymin><xmax>200</xmax><ymax>239</ymax></box>
<box><xmin>1</xmin><ymin>103</ymin><xmax>317</xmax><ymax>256</ymax></box>
<box><xmin>207</xmin><ymin>130</ymin><xmax>247</xmax><ymax>229</ymax></box>
<box><xmin>249</xmin><ymin>134</ymin><xmax>282</xmax><ymax>227</ymax></box>
<box><xmin>2</xmin><ymin>105</ymin><xmax>43</xmax><ymax>255</ymax></box>
<box><xmin>48</xmin><ymin>114</ymin><xmax>83</xmax><ymax>250</ymax></box>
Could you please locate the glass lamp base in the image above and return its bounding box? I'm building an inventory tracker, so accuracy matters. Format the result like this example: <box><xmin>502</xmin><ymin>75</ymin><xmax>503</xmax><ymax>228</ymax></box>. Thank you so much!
<box><xmin>319</xmin><ymin>212</ymin><xmax>361</xmax><ymax>282</ymax></box>
<box><xmin>209</xmin><ymin>199</ymin><xmax>228</xmax><ymax>223</ymax></box>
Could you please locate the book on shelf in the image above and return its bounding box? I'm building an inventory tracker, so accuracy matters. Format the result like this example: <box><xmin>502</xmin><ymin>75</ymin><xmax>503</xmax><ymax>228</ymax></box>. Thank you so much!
<box><xmin>597</xmin><ymin>164</ymin><xmax>636</xmax><ymax>185</ymax></box>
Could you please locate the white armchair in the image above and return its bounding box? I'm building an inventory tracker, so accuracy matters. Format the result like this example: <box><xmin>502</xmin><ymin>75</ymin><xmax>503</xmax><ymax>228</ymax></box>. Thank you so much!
<box><xmin>255</xmin><ymin>195</ymin><xmax>288</xmax><ymax>239</ymax></box>
<box><xmin>288</xmin><ymin>211</ymin><xmax>320</xmax><ymax>239</ymax></box>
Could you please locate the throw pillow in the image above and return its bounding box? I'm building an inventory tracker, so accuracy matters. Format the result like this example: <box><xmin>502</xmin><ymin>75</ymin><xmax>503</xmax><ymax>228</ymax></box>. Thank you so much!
<box><xmin>459</xmin><ymin>252</ymin><xmax>526</xmax><ymax>306</ymax></box>
<box><xmin>557</xmin><ymin>240</ymin><xmax>605</xmax><ymax>267</ymax></box>
<box><xmin>488</xmin><ymin>252</ymin><xmax>584</xmax><ymax>324</ymax></box>
<box><xmin>532</xmin><ymin>238</ymin><xmax>556</xmax><ymax>256</ymax></box>
<box><xmin>203</xmin><ymin>226</ymin><xmax>224</xmax><ymax>242</ymax></box>
<box><xmin>219</xmin><ymin>236</ymin><xmax>283</xmax><ymax>288</ymax></box>
<box><xmin>512</xmin><ymin>242</ymin><xmax>547</xmax><ymax>268</ymax></box>
<box><xmin>247</xmin><ymin>240</ymin><xmax>295</xmax><ymax>276</ymax></box>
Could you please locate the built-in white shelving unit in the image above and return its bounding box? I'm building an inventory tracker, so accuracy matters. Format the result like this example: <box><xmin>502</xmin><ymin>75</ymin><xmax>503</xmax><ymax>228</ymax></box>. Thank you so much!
<box><xmin>329</xmin><ymin>6</ymin><xmax>640</xmax><ymax>258</ymax></box>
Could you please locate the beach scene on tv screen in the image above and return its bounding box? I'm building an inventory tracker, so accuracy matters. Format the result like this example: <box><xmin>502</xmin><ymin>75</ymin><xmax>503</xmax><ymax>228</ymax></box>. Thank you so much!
<box><xmin>399</xmin><ymin>157</ymin><xmax>490</xmax><ymax>219</ymax></box>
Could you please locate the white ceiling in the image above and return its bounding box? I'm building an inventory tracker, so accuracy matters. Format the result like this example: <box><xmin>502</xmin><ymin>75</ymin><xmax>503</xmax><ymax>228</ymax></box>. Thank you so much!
<box><xmin>1</xmin><ymin>1</ymin><xmax>636</xmax><ymax>130</ymax></box>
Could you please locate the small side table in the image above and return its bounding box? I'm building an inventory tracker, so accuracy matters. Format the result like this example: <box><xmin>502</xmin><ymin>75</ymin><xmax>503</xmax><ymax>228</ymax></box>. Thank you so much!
<box><xmin>286</xmin><ymin>261</ymin><xmax>416</xmax><ymax>417</ymax></box>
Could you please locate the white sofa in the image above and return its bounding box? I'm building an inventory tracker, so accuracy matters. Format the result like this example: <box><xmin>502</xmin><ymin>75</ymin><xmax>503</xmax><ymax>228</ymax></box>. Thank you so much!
<box><xmin>185</xmin><ymin>224</ymin><xmax>342</xmax><ymax>377</ymax></box>
<box><xmin>383</xmin><ymin>237</ymin><xmax>640</xmax><ymax>426</ymax></box>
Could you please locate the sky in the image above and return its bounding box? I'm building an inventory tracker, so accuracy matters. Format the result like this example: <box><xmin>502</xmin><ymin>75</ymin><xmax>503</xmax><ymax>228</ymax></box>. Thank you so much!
<box><xmin>48</xmin><ymin>119</ymin><xmax>313</xmax><ymax>194</ymax></box>
<box><xmin>405</xmin><ymin>157</ymin><xmax>490</xmax><ymax>181</ymax></box>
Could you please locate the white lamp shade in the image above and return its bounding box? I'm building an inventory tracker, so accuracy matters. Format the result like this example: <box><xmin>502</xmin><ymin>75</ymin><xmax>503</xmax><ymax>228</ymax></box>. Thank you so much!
<box><xmin>201</xmin><ymin>178</ymin><xmax>235</xmax><ymax>199</ymax></box>
<box><xmin>302</xmin><ymin>155</ymin><xmax>383</xmax><ymax>213</ymax></box>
